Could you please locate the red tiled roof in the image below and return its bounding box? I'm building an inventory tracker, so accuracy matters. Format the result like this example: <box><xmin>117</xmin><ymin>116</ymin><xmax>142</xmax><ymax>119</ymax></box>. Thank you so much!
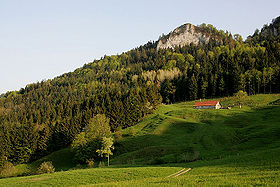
<box><xmin>193</xmin><ymin>100</ymin><xmax>219</xmax><ymax>107</ymax></box>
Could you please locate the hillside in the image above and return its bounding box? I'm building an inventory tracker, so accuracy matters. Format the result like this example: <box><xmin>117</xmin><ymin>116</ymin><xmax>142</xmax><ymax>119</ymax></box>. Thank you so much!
<box><xmin>112</xmin><ymin>94</ymin><xmax>280</xmax><ymax>165</ymax></box>
<box><xmin>0</xmin><ymin>17</ymin><xmax>280</xmax><ymax>167</ymax></box>
<box><xmin>0</xmin><ymin>94</ymin><xmax>279</xmax><ymax>186</ymax></box>
<box><xmin>247</xmin><ymin>16</ymin><xmax>280</xmax><ymax>43</ymax></box>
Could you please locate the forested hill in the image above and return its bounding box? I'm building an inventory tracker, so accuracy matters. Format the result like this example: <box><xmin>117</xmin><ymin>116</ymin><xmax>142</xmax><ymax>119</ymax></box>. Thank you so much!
<box><xmin>247</xmin><ymin>16</ymin><xmax>280</xmax><ymax>43</ymax></box>
<box><xmin>1</xmin><ymin>17</ymin><xmax>280</xmax><ymax>165</ymax></box>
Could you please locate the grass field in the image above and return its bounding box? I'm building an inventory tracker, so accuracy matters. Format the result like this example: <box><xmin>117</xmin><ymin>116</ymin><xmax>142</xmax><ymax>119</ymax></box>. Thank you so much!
<box><xmin>113</xmin><ymin>94</ymin><xmax>280</xmax><ymax>165</ymax></box>
<box><xmin>0</xmin><ymin>94</ymin><xmax>279</xmax><ymax>186</ymax></box>
<box><xmin>1</xmin><ymin>148</ymin><xmax>279</xmax><ymax>186</ymax></box>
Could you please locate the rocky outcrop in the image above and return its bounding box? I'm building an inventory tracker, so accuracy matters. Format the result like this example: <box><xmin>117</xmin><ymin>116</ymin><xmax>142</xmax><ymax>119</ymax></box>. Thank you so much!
<box><xmin>157</xmin><ymin>23</ymin><xmax>217</xmax><ymax>50</ymax></box>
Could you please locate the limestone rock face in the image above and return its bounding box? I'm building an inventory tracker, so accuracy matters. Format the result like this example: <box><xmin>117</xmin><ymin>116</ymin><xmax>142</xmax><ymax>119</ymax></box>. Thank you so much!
<box><xmin>157</xmin><ymin>23</ymin><xmax>214</xmax><ymax>50</ymax></box>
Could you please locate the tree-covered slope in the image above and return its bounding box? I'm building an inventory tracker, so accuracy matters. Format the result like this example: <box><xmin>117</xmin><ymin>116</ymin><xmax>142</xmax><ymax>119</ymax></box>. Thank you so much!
<box><xmin>0</xmin><ymin>17</ymin><xmax>280</xmax><ymax>165</ymax></box>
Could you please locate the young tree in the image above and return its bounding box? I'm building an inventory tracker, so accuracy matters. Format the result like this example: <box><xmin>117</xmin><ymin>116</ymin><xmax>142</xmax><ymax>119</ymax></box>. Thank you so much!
<box><xmin>234</xmin><ymin>90</ymin><xmax>249</xmax><ymax>108</ymax></box>
<box><xmin>71</xmin><ymin>114</ymin><xmax>111</xmax><ymax>163</ymax></box>
<box><xmin>96</xmin><ymin>137</ymin><xmax>114</xmax><ymax>166</ymax></box>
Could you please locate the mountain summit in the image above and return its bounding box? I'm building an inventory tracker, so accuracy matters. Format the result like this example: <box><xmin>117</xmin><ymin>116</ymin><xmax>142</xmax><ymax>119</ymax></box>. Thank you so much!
<box><xmin>157</xmin><ymin>23</ymin><xmax>222</xmax><ymax>50</ymax></box>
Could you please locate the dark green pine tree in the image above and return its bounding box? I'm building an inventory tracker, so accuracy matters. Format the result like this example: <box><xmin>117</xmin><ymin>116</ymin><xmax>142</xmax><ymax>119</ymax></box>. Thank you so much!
<box><xmin>160</xmin><ymin>79</ymin><xmax>174</xmax><ymax>104</ymax></box>
<box><xmin>189</xmin><ymin>74</ymin><xmax>198</xmax><ymax>100</ymax></box>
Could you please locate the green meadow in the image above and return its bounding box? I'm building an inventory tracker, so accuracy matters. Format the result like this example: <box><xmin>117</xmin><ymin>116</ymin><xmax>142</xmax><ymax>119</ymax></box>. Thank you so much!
<box><xmin>0</xmin><ymin>94</ymin><xmax>279</xmax><ymax>186</ymax></box>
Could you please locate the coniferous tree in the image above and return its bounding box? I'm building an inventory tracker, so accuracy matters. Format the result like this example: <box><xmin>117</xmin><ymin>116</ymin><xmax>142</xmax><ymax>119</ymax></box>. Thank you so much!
<box><xmin>189</xmin><ymin>74</ymin><xmax>198</xmax><ymax>100</ymax></box>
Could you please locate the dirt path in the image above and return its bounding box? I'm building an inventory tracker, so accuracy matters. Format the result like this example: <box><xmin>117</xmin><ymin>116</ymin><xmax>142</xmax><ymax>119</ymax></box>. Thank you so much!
<box><xmin>166</xmin><ymin>168</ymin><xmax>191</xmax><ymax>178</ymax></box>
<box><xmin>174</xmin><ymin>168</ymin><xmax>191</xmax><ymax>177</ymax></box>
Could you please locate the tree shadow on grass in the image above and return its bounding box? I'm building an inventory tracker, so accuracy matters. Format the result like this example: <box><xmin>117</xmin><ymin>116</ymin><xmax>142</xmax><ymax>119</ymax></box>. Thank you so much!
<box><xmin>112</xmin><ymin>105</ymin><xmax>280</xmax><ymax>168</ymax></box>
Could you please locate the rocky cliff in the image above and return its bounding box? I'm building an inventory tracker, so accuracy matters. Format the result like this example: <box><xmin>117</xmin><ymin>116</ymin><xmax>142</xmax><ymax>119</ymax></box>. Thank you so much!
<box><xmin>157</xmin><ymin>23</ymin><xmax>220</xmax><ymax>50</ymax></box>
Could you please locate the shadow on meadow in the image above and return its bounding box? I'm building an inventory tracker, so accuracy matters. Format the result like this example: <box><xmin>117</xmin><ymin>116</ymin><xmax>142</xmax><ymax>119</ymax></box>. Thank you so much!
<box><xmin>112</xmin><ymin>105</ymin><xmax>280</xmax><ymax>168</ymax></box>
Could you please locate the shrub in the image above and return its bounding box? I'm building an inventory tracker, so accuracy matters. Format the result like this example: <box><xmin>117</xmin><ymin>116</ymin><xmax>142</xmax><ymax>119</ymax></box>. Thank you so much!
<box><xmin>37</xmin><ymin>161</ymin><xmax>55</xmax><ymax>174</ymax></box>
<box><xmin>0</xmin><ymin>162</ymin><xmax>18</xmax><ymax>178</ymax></box>
<box><xmin>86</xmin><ymin>159</ymin><xmax>95</xmax><ymax>168</ymax></box>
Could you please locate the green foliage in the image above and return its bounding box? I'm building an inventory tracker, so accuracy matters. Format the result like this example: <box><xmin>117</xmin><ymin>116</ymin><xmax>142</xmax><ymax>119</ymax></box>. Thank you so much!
<box><xmin>72</xmin><ymin>140</ymin><xmax>101</xmax><ymax>164</ymax></box>
<box><xmin>71</xmin><ymin>115</ymin><xmax>111</xmax><ymax>164</ymax></box>
<box><xmin>0</xmin><ymin>156</ymin><xmax>6</xmax><ymax>169</ymax></box>
<box><xmin>189</xmin><ymin>74</ymin><xmax>198</xmax><ymax>100</ymax></box>
<box><xmin>233</xmin><ymin>90</ymin><xmax>249</xmax><ymax>108</ymax></box>
<box><xmin>96</xmin><ymin>137</ymin><xmax>114</xmax><ymax>166</ymax></box>
<box><xmin>0</xmin><ymin>162</ymin><xmax>18</xmax><ymax>178</ymax></box>
<box><xmin>37</xmin><ymin>161</ymin><xmax>55</xmax><ymax>174</ymax></box>
<box><xmin>160</xmin><ymin>79</ymin><xmax>175</xmax><ymax>104</ymax></box>
<box><xmin>71</xmin><ymin>132</ymin><xmax>87</xmax><ymax>149</ymax></box>
<box><xmin>85</xmin><ymin>114</ymin><xmax>111</xmax><ymax>140</ymax></box>
<box><xmin>163</xmin><ymin>60</ymin><xmax>176</xmax><ymax>70</ymax></box>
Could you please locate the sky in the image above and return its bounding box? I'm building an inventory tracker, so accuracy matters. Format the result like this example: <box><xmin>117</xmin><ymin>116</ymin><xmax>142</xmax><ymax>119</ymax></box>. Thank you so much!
<box><xmin>0</xmin><ymin>0</ymin><xmax>279</xmax><ymax>94</ymax></box>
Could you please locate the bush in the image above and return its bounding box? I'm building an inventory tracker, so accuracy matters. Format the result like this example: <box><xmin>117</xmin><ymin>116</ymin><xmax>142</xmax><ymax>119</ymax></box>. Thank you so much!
<box><xmin>0</xmin><ymin>162</ymin><xmax>18</xmax><ymax>178</ymax></box>
<box><xmin>86</xmin><ymin>159</ymin><xmax>94</xmax><ymax>168</ymax></box>
<box><xmin>37</xmin><ymin>161</ymin><xmax>55</xmax><ymax>174</ymax></box>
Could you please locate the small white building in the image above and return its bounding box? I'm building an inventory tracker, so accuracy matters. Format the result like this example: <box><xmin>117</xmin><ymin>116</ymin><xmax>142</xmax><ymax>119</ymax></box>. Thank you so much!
<box><xmin>193</xmin><ymin>100</ymin><xmax>221</xmax><ymax>109</ymax></box>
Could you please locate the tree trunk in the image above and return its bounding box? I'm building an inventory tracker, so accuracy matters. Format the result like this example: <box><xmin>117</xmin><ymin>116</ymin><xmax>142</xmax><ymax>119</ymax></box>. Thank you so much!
<box><xmin>108</xmin><ymin>154</ymin><xmax>109</xmax><ymax>166</ymax></box>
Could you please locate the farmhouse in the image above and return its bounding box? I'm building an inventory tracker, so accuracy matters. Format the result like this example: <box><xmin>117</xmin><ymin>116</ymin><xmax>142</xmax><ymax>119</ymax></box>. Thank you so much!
<box><xmin>193</xmin><ymin>100</ymin><xmax>221</xmax><ymax>109</ymax></box>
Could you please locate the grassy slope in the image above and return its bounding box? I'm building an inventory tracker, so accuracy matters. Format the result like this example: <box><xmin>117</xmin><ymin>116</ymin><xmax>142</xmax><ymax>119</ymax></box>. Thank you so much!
<box><xmin>113</xmin><ymin>94</ymin><xmax>280</xmax><ymax>165</ymax></box>
<box><xmin>14</xmin><ymin>148</ymin><xmax>76</xmax><ymax>176</ymax></box>
<box><xmin>1</xmin><ymin>94</ymin><xmax>279</xmax><ymax>186</ymax></box>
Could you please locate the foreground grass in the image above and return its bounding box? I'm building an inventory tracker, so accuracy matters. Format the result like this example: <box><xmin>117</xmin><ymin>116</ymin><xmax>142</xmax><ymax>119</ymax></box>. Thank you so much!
<box><xmin>0</xmin><ymin>167</ymin><xmax>180</xmax><ymax>186</ymax></box>
<box><xmin>1</xmin><ymin>147</ymin><xmax>279</xmax><ymax>186</ymax></box>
